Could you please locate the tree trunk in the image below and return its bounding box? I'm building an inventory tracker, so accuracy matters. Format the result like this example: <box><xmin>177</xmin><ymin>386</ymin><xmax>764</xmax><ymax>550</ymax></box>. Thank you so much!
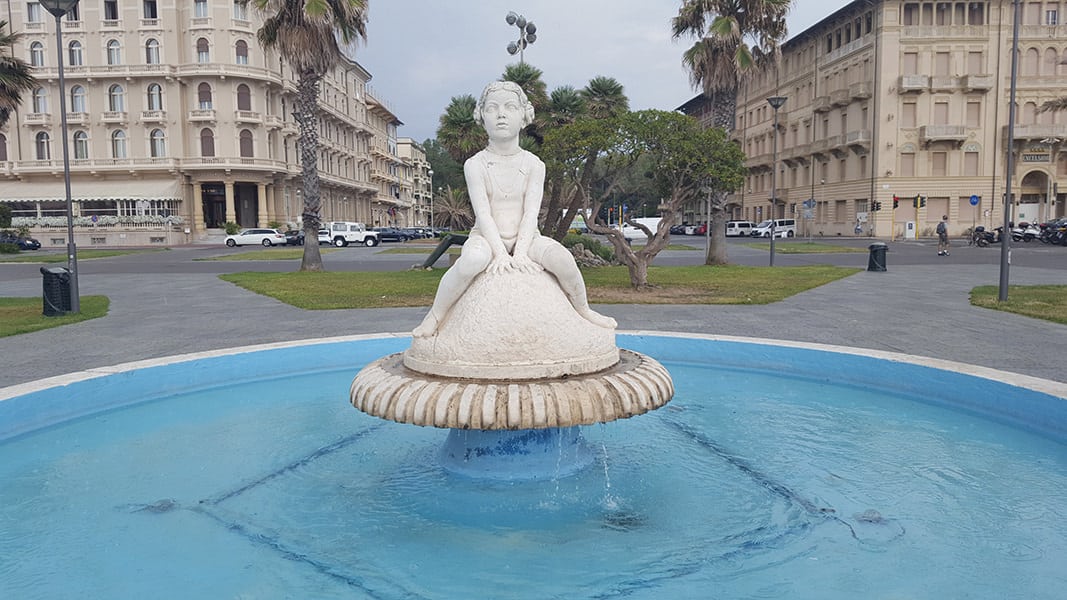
<box><xmin>296</xmin><ymin>71</ymin><xmax>325</xmax><ymax>272</ymax></box>
<box><xmin>705</xmin><ymin>190</ymin><xmax>730</xmax><ymax>265</ymax></box>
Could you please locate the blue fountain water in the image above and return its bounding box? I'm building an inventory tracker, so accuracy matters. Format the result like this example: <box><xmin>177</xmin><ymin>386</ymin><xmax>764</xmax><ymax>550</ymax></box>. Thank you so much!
<box><xmin>1</xmin><ymin>335</ymin><xmax>1065</xmax><ymax>599</ymax></box>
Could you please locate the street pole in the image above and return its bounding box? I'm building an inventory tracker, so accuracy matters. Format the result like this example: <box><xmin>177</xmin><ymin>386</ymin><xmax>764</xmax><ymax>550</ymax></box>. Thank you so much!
<box><xmin>767</xmin><ymin>95</ymin><xmax>787</xmax><ymax>267</ymax></box>
<box><xmin>1000</xmin><ymin>0</ymin><xmax>1020</xmax><ymax>302</ymax></box>
<box><xmin>428</xmin><ymin>168</ymin><xmax>434</xmax><ymax>229</ymax></box>
<box><xmin>42</xmin><ymin>0</ymin><xmax>81</xmax><ymax>313</ymax></box>
<box><xmin>505</xmin><ymin>12</ymin><xmax>537</xmax><ymax>64</ymax></box>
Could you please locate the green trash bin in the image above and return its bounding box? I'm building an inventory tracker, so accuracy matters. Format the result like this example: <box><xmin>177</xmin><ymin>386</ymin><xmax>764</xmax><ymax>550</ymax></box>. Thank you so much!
<box><xmin>867</xmin><ymin>242</ymin><xmax>888</xmax><ymax>272</ymax></box>
<box><xmin>41</xmin><ymin>266</ymin><xmax>72</xmax><ymax>316</ymax></box>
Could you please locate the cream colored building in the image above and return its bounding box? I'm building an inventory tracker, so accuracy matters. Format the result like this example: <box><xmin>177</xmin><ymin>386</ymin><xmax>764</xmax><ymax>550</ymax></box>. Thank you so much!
<box><xmin>397</xmin><ymin>137</ymin><xmax>433</xmax><ymax>227</ymax></box>
<box><xmin>1</xmin><ymin>0</ymin><xmax>410</xmax><ymax>245</ymax></box>
<box><xmin>685</xmin><ymin>0</ymin><xmax>1067</xmax><ymax>239</ymax></box>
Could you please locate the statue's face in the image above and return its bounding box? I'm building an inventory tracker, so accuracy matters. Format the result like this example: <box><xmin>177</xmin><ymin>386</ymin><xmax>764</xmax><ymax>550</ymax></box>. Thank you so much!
<box><xmin>480</xmin><ymin>89</ymin><xmax>525</xmax><ymax>141</ymax></box>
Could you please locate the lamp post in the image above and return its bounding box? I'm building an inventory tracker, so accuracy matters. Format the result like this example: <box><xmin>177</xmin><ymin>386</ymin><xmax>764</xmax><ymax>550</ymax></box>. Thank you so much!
<box><xmin>505</xmin><ymin>11</ymin><xmax>537</xmax><ymax>64</ymax></box>
<box><xmin>766</xmin><ymin>95</ymin><xmax>787</xmax><ymax>267</ymax></box>
<box><xmin>427</xmin><ymin>168</ymin><xmax>434</xmax><ymax>229</ymax></box>
<box><xmin>41</xmin><ymin>0</ymin><xmax>80</xmax><ymax>313</ymax></box>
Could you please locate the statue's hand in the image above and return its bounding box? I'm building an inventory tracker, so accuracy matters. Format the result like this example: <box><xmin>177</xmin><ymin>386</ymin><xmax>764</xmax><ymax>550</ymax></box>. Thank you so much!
<box><xmin>510</xmin><ymin>254</ymin><xmax>543</xmax><ymax>274</ymax></box>
<box><xmin>486</xmin><ymin>256</ymin><xmax>513</xmax><ymax>274</ymax></box>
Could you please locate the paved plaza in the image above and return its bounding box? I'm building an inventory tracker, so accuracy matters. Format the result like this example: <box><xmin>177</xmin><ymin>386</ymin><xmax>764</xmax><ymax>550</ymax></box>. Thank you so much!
<box><xmin>2</xmin><ymin>237</ymin><xmax>1067</xmax><ymax>391</ymax></box>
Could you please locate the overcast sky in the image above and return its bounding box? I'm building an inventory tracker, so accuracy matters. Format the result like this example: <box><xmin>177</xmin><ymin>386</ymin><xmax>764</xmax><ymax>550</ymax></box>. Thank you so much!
<box><xmin>355</xmin><ymin>1</ymin><xmax>835</xmax><ymax>144</ymax></box>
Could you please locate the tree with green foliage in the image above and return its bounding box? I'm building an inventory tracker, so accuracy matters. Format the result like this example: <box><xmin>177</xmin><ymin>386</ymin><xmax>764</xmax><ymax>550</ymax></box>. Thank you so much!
<box><xmin>673</xmin><ymin>0</ymin><xmax>791</xmax><ymax>264</ymax></box>
<box><xmin>0</xmin><ymin>20</ymin><xmax>36</xmax><ymax>127</ymax></box>
<box><xmin>590</xmin><ymin>110</ymin><xmax>745</xmax><ymax>288</ymax></box>
<box><xmin>253</xmin><ymin>0</ymin><xmax>367</xmax><ymax>272</ymax></box>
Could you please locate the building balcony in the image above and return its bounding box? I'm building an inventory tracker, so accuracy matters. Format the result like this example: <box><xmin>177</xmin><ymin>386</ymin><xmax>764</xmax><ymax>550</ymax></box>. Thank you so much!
<box><xmin>1007</xmin><ymin>124</ymin><xmax>1067</xmax><ymax>141</ymax></box>
<box><xmin>919</xmin><ymin>125</ymin><xmax>967</xmax><ymax>146</ymax></box>
<box><xmin>139</xmin><ymin>18</ymin><xmax>162</xmax><ymax>30</ymax></box>
<box><xmin>961</xmin><ymin>74</ymin><xmax>994</xmax><ymax>92</ymax></box>
<box><xmin>827</xmin><ymin>134</ymin><xmax>848</xmax><ymax>157</ymax></box>
<box><xmin>830</xmin><ymin>89</ymin><xmax>850</xmax><ymax>107</ymax></box>
<box><xmin>930</xmin><ymin>76</ymin><xmax>960</xmax><ymax>92</ymax></box>
<box><xmin>849</xmin><ymin>82</ymin><xmax>872</xmax><ymax>100</ymax></box>
<box><xmin>813</xmin><ymin>95</ymin><xmax>831</xmax><ymax>113</ymax></box>
<box><xmin>264</xmin><ymin>115</ymin><xmax>283</xmax><ymax>130</ymax></box>
<box><xmin>190</xmin><ymin>17</ymin><xmax>213</xmax><ymax>30</ymax></box>
<box><xmin>370</xmin><ymin>168</ymin><xmax>399</xmax><ymax>183</ymax></box>
<box><xmin>235</xmin><ymin>110</ymin><xmax>262</xmax><ymax>124</ymax></box>
<box><xmin>101</xmin><ymin>111</ymin><xmax>127</xmax><ymax>124</ymax></box>
<box><xmin>101</xmin><ymin>19</ymin><xmax>120</xmax><ymax>29</ymax></box>
<box><xmin>178</xmin><ymin>157</ymin><xmax>287</xmax><ymax>172</ymax></box>
<box><xmin>66</xmin><ymin>112</ymin><xmax>90</xmax><ymax>125</ymax></box>
<box><xmin>25</xmin><ymin>112</ymin><xmax>51</xmax><ymax>126</ymax></box>
<box><xmin>140</xmin><ymin>110</ymin><xmax>166</xmax><ymax>123</ymax></box>
<box><xmin>846</xmin><ymin>129</ymin><xmax>872</xmax><ymax>154</ymax></box>
<box><xmin>370</xmin><ymin>145</ymin><xmax>392</xmax><ymax>159</ymax></box>
<box><xmin>810</xmin><ymin>138</ymin><xmax>832</xmax><ymax>158</ymax></box>
<box><xmin>898</xmin><ymin>74</ymin><xmax>929</xmax><ymax>93</ymax></box>
<box><xmin>188</xmin><ymin>109</ymin><xmax>216</xmax><ymax>122</ymax></box>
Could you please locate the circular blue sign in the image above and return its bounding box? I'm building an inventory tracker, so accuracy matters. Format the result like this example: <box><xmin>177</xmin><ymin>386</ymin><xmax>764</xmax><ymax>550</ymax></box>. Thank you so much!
<box><xmin>969</xmin><ymin>194</ymin><xmax>980</xmax><ymax>206</ymax></box>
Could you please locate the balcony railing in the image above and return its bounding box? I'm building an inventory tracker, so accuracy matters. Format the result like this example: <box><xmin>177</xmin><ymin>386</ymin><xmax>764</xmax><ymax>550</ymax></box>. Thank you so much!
<box><xmin>188</xmin><ymin>109</ymin><xmax>216</xmax><ymax>121</ymax></box>
<box><xmin>235</xmin><ymin>110</ymin><xmax>262</xmax><ymax>123</ymax></box>
<box><xmin>1007</xmin><ymin>124</ymin><xmax>1067</xmax><ymax>141</ymax></box>
<box><xmin>830</xmin><ymin>89</ymin><xmax>850</xmax><ymax>107</ymax></box>
<box><xmin>961</xmin><ymin>74</ymin><xmax>994</xmax><ymax>92</ymax></box>
<box><xmin>846</xmin><ymin>129</ymin><xmax>872</xmax><ymax>153</ymax></box>
<box><xmin>813</xmin><ymin>95</ymin><xmax>831</xmax><ymax>113</ymax></box>
<box><xmin>930</xmin><ymin>76</ymin><xmax>960</xmax><ymax>92</ymax></box>
<box><xmin>919</xmin><ymin>125</ymin><xmax>967</xmax><ymax>145</ymax></box>
<box><xmin>141</xmin><ymin>110</ymin><xmax>166</xmax><ymax>122</ymax></box>
<box><xmin>898</xmin><ymin>74</ymin><xmax>929</xmax><ymax>93</ymax></box>
<box><xmin>849</xmin><ymin>82</ymin><xmax>872</xmax><ymax>100</ymax></box>
<box><xmin>102</xmin><ymin>111</ymin><xmax>127</xmax><ymax>123</ymax></box>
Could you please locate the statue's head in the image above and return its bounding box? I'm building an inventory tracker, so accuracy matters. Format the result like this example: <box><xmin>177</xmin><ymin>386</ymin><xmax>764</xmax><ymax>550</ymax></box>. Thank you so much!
<box><xmin>473</xmin><ymin>81</ymin><xmax>535</xmax><ymax>127</ymax></box>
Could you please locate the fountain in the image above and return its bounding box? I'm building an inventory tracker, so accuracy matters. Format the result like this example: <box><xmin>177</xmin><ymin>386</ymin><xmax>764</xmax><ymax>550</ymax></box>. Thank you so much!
<box><xmin>350</xmin><ymin>81</ymin><xmax>672</xmax><ymax>478</ymax></box>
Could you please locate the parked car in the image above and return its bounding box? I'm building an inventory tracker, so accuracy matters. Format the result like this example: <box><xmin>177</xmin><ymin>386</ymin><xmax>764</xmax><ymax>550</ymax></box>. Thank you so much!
<box><xmin>284</xmin><ymin>230</ymin><xmax>305</xmax><ymax>246</ymax></box>
<box><xmin>371</xmin><ymin>227</ymin><xmax>414</xmax><ymax>242</ymax></box>
<box><xmin>317</xmin><ymin>229</ymin><xmax>331</xmax><ymax>245</ymax></box>
<box><xmin>0</xmin><ymin>233</ymin><xmax>41</xmax><ymax>250</ymax></box>
<box><xmin>669</xmin><ymin>224</ymin><xmax>687</xmax><ymax>235</ymax></box>
<box><xmin>724</xmin><ymin>220</ymin><xmax>755</xmax><ymax>237</ymax></box>
<box><xmin>693</xmin><ymin>223</ymin><xmax>707</xmax><ymax>236</ymax></box>
<box><xmin>750</xmin><ymin>219</ymin><xmax>796</xmax><ymax>238</ymax></box>
<box><xmin>224</xmin><ymin>228</ymin><xmax>285</xmax><ymax>247</ymax></box>
<box><xmin>324</xmin><ymin>221</ymin><xmax>379</xmax><ymax>247</ymax></box>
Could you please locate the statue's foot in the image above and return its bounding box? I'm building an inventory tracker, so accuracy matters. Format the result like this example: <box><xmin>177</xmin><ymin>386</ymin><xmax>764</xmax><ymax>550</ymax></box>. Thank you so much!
<box><xmin>579</xmin><ymin>307</ymin><xmax>617</xmax><ymax>330</ymax></box>
<box><xmin>412</xmin><ymin>312</ymin><xmax>440</xmax><ymax>338</ymax></box>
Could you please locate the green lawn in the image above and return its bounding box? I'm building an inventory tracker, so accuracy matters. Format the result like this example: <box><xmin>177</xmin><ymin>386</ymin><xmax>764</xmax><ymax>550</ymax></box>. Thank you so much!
<box><xmin>970</xmin><ymin>285</ymin><xmax>1067</xmax><ymax>325</ymax></box>
<box><xmin>743</xmin><ymin>241</ymin><xmax>866</xmax><ymax>254</ymax></box>
<box><xmin>0</xmin><ymin>249</ymin><xmax>167</xmax><ymax>263</ymax></box>
<box><xmin>198</xmin><ymin>248</ymin><xmax>340</xmax><ymax>261</ymax></box>
<box><xmin>0</xmin><ymin>296</ymin><xmax>110</xmax><ymax>337</ymax></box>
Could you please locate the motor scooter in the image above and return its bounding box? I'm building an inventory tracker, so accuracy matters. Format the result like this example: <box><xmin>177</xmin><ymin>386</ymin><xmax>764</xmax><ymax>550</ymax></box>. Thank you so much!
<box><xmin>971</xmin><ymin>225</ymin><xmax>1003</xmax><ymax>247</ymax></box>
<box><xmin>1010</xmin><ymin>222</ymin><xmax>1041</xmax><ymax>242</ymax></box>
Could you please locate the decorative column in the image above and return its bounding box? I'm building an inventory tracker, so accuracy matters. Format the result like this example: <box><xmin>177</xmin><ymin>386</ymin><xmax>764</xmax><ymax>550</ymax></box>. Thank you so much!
<box><xmin>192</xmin><ymin>182</ymin><xmax>206</xmax><ymax>232</ymax></box>
<box><xmin>257</xmin><ymin>182</ymin><xmax>268</xmax><ymax>226</ymax></box>
<box><xmin>224</xmin><ymin>181</ymin><xmax>236</xmax><ymax>224</ymax></box>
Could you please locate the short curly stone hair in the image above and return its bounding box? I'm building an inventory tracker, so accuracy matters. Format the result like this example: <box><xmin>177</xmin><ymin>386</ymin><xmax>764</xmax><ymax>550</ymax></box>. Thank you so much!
<box><xmin>473</xmin><ymin>80</ymin><xmax>535</xmax><ymax>127</ymax></box>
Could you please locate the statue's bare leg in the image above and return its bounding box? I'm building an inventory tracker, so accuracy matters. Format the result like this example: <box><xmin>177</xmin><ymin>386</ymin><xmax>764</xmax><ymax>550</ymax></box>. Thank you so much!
<box><xmin>412</xmin><ymin>240</ymin><xmax>491</xmax><ymax>337</ymax></box>
<box><xmin>537</xmin><ymin>240</ymin><xmax>617</xmax><ymax>330</ymax></box>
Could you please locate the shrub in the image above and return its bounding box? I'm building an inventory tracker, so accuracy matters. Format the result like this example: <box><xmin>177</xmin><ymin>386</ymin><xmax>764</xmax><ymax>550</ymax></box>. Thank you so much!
<box><xmin>224</xmin><ymin>221</ymin><xmax>240</xmax><ymax>235</ymax></box>
<box><xmin>0</xmin><ymin>242</ymin><xmax>20</xmax><ymax>254</ymax></box>
<box><xmin>267</xmin><ymin>220</ymin><xmax>283</xmax><ymax>230</ymax></box>
<box><xmin>561</xmin><ymin>233</ymin><xmax>614</xmax><ymax>262</ymax></box>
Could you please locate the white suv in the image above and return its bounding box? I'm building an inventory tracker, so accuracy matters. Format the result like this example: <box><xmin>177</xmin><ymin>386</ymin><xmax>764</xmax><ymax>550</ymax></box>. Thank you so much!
<box><xmin>750</xmin><ymin>219</ymin><xmax>796</xmax><ymax>238</ymax></box>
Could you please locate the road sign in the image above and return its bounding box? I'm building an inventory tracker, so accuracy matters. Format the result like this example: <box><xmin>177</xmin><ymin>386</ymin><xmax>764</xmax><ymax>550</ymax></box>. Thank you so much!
<box><xmin>969</xmin><ymin>194</ymin><xmax>980</xmax><ymax>206</ymax></box>
<box><xmin>802</xmin><ymin>199</ymin><xmax>815</xmax><ymax>209</ymax></box>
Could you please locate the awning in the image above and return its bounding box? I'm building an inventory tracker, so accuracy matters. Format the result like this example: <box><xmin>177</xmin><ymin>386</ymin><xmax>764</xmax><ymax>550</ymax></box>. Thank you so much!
<box><xmin>0</xmin><ymin>178</ymin><xmax>181</xmax><ymax>202</ymax></box>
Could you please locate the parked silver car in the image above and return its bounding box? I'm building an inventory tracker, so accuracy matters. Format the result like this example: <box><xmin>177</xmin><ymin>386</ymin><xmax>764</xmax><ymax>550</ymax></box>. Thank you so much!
<box><xmin>224</xmin><ymin>228</ymin><xmax>285</xmax><ymax>247</ymax></box>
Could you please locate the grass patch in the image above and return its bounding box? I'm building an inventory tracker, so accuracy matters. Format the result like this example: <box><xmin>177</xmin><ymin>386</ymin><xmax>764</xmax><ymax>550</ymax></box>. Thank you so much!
<box><xmin>744</xmin><ymin>241</ymin><xmax>865</xmax><ymax>254</ymax></box>
<box><xmin>220</xmin><ymin>264</ymin><xmax>858</xmax><ymax>309</ymax></box>
<box><xmin>199</xmin><ymin>248</ymin><xmax>340</xmax><ymax>261</ymax></box>
<box><xmin>970</xmin><ymin>285</ymin><xmax>1067</xmax><ymax>325</ymax></box>
<box><xmin>0</xmin><ymin>296</ymin><xmax>110</xmax><ymax>337</ymax></box>
<box><xmin>379</xmin><ymin>246</ymin><xmax>462</xmax><ymax>255</ymax></box>
<box><xmin>0</xmin><ymin>249</ymin><xmax>166</xmax><ymax>263</ymax></box>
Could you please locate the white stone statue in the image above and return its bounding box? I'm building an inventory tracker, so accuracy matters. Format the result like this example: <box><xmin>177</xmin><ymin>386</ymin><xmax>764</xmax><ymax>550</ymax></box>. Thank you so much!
<box><xmin>412</xmin><ymin>81</ymin><xmax>616</xmax><ymax>339</ymax></box>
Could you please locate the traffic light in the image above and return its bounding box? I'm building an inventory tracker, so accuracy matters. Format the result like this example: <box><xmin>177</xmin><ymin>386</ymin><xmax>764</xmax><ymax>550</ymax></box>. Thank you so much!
<box><xmin>872</xmin><ymin>201</ymin><xmax>882</xmax><ymax>212</ymax></box>
<box><xmin>920</xmin><ymin>195</ymin><xmax>927</xmax><ymax>208</ymax></box>
<box><xmin>892</xmin><ymin>195</ymin><xmax>899</xmax><ymax>209</ymax></box>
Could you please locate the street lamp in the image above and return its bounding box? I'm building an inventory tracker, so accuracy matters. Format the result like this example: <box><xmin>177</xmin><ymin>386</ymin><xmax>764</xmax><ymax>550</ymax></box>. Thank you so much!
<box><xmin>41</xmin><ymin>0</ymin><xmax>80</xmax><ymax>313</ymax></box>
<box><xmin>427</xmin><ymin>168</ymin><xmax>434</xmax><ymax>229</ymax></box>
<box><xmin>505</xmin><ymin>11</ymin><xmax>537</xmax><ymax>64</ymax></box>
<box><xmin>766</xmin><ymin>95</ymin><xmax>787</xmax><ymax>267</ymax></box>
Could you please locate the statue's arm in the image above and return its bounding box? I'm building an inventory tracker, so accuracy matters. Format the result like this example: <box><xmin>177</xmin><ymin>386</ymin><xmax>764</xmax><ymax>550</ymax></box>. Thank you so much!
<box><xmin>464</xmin><ymin>156</ymin><xmax>510</xmax><ymax>260</ymax></box>
<box><xmin>512</xmin><ymin>156</ymin><xmax>546</xmax><ymax>257</ymax></box>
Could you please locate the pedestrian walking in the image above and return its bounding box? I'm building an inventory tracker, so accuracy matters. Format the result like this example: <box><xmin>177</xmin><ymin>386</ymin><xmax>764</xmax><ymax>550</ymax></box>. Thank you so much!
<box><xmin>937</xmin><ymin>215</ymin><xmax>950</xmax><ymax>256</ymax></box>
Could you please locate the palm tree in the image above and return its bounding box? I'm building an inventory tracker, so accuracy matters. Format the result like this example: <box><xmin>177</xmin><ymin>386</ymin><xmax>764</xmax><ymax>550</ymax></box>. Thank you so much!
<box><xmin>253</xmin><ymin>0</ymin><xmax>368</xmax><ymax>272</ymax></box>
<box><xmin>544</xmin><ymin>85</ymin><xmax>586</xmax><ymax>128</ymax></box>
<box><xmin>0</xmin><ymin>21</ymin><xmax>36</xmax><ymax>127</ymax></box>
<box><xmin>581</xmin><ymin>76</ymin><xmax>628</xmax><ymax>120</ymax></box>
<box><xmin>433</xmin><ymin>185</ymin><xmax>473</xmax><ymax>231</ymax></box>
<box><xmin>436</xmin><ymin>94</ymin><xmax>484</xmax><ymax>163</ymax></box>
<box><xmin>672</xmin><ymin>0</ymin><xmax>791</xmax><ymax>264</ymax></box>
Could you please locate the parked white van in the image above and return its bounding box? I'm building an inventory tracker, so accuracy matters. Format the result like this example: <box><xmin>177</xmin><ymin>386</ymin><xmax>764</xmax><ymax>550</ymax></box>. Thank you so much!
<box><xmin>750</xmin><ymin>218</ymin><xmax>797</xmax><ymax>238</ymax></box>
<box><xmin>724</xmin><ymin>220</ymin><xmax>754</xmax><ymax>237</ymax></box>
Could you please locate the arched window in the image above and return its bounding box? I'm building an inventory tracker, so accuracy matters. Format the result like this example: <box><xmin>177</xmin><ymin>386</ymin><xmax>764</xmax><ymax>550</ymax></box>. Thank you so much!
<box><xmin>233</xmin><ymin>0</ymin><xmax>249</xmax><ymax>20</ymax></box>
<box><xmin>35</xmin><ymin>132</ymin><xmax>51</xmax><ymax>160</ymax></box>
<box><xmin>111</xmin><ymin>130</ymin><xmax>127</xmax><ymax>159</ymax></box>
<box><xmin>239</xmin><ymin>129</ymin><xmax>254</xmax><ymax>157</ymax></box>
<box><xmin>194</xmin><ymin>0</ymin><xmax>208</xmax><ymax>17</ymax></box>
<box><xmin>150</xmin><ymin>129</ymin><xmax>166</xmax><ymax>157</ymax></box>
<box><xmin>73</xmin><ymin>131</ymin><xmax>89</xmax><ymax>159</ymax></box>
<box><xmin>146</xmin><ymin>83</ymin><xmax>163</xmax><ymax>110</ymax></box>
<box><xmin>200</xmin><ymin>128</ymin><xmax>215</xmax><ymax>157</ymax></box>
<box><xmin>235</xmin><ymin>40</ymin><xmax>249</xmax><ymax>65</ymax></box>
<box><xmin>143</xmin><ymin>0</ymin><xmax>158</xmax><ymax>19</ymax></box>
<box><xmin>32</xmin><ymin>88</ymin><xmax>47</xmax><ymax>113</ymax></box>
<box><xmin>108</xmin><ymin>84</ymin><xmax>125</xmax><ymax>112</ymax></box>
<box><xmin>197</xmin><ymin>83</ymin><xmax>213</xmax><ymax>109</ymax></box>
<box><xmin>70</xmin><ymin>85</ymin><xmax>87</xmax><ymax>113</ymax></box>
<box><xmin>236</xmin><ymin>84</ymin><xmax>251</xmax><ymax>110</ymax></box>
<box><xmin>145</xmin><ymin>39</ymin><xmax>160</xmax><ymax>64</ymax></box>
<box><xmin>68</xmin><ymin>41</ymin><xmax>83</xmax><ymax>66</ymax></box>
<box><xmin>196</xmin><ymin>38</ymin><xmax>210</xmax><ymax>63</ymax></box>
<box><xmin>0</xmin><ymin>133</ymin><xmax>7</xmax><ymax>161</ymax></box>
<box><xmin>30</xmin><ymin>42</ymin><xmax>45</xmax><ymax>67</ymax></box>
<box><xmin>107</xmin><ymin>39</ymin><xmax>122</xmax><ymax>65</ymax></box>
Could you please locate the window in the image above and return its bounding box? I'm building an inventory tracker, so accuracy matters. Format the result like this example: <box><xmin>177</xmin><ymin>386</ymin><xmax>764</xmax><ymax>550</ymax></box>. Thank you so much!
<box><xmin>932</xmin><ymin>152</ymin><xmax>947</xmax><ymax>177</ymax></box>
<box><xmin>30</xmin><ymin>42</ymin><xmax>45</xmax><ymax>67</ymax></box>
<box><xmin>964</xmin><ymin>152</ymin><xmax>979</xmax><ymax>176</ymax></box>
<box><xmin>966</xmin><ymin>101</ymin><xmax>981</xmax><ymax>128</ymax></box>
<box><xmin>143</xmin><ymin>0</ymin><xmax>157</xmax><ymax>19</ymax></box>
<box><xmin>0</xmin><ymin>134</ymin><xmax>6</xmax><ymax>161</ymax></box>
<box><xmin>194</xmin><ymin>0</ymin><xmax>208</xmax><ymax>17</ymax></box>
<box><xmin>150</xmin><ymin>129</ymin><xmax>165</xmax><ymax>157</ymax></box>
<box><xmin>70</xmin><ymin>85</ymin><xmax>86</xmax><ymax>112</ymax></box>
<box><xmin>145</xmin><ymin>39</ymin><xmax>160</xmax><ymax>64</ymax></box>
<box><xmin>107</xmin><ymin>39</ymin><xmax>121</xmax><ymax>65</ymax></box>
<box><xmin>934</xmin><ymin>52</ymin><xmax>950</xmax><ymax>76</ymax></box>
<box><xmin>235</xmin><ymin>40</ymin><xmax>248</xmax><ymax>65</ymax></box>
<box><xmin>65</xmin><ymin>4</ymin><xmax>80</xmax><ymax>21</ymax></box>
<box><xmin>239</xmin><ymin>129</ymin><xmax>254</xmax><ymax>157</ymax></box>
<box><xmin>108</xmin><ymin>84</ymin><xmax>125</xmax><ymax>112</ymax></box>
<box><xmin>111</xmin><ymin>130</ymin><xmax>127</xmax><ymax>159</ymax></box>
<box><xmin>233</xmin><ymin>0</ymin><xmax>249</xmax><ymax>20</ymax></box>
<box><xmin>900</xmin><ymin>152</ymin><xmax>915</xmax><ymax>177</ymax></box>
<box><xmin>104</xmin><ymin>0</ymin><xmax>118</xmax><ymax>20</ymax></box>
<box><xmin>967</xmin><ymin>51</ymin><xmax>983</xmax><ymax>74</ymax></box>
<box><xmin>902</xmin><ymin>102</ymin><xmax>917</xmax><ymax>128</ymax></box>
<box><xmin>933</xmin><ymin>101</ymin><xmax>949</xmax><ymax>125</ymax></box>
<box><xmin>1047</xmin><ymin>10</ymin><xmax>1059</xmax><ymax>25</ymax></box>
<box><xmin>200</xmin><ymin>128</ymin><xmax>215</xmax><ymax>157</ymax></box>
<box><xmin>196</xmin><ymin>38</ymin><xmax>210</xmax><ymax>63</ymax></box>
<box><xmin>32</xmin><ymin>87</ymin><xmax>47</xmax><ymax>113</ymax></box>
<box><xmin>197</xmin><ymin>83</ymin><xmax>213</xmax><ymax>109</ymax></box>
<box><xmin>68</xmin><ymin>41</ymin><xmax>83</xmax><ymax>66</ymax></box>
<box><xmin>903</xmin><ymin>52</ymin><xmax>919</xmax><ymax>75</ymax></box>
<box><xmin>236</xmin><ymin>84</ymin><xmax>251</xmax><ymax>110</ymax></box>
<box><xmin>27</xmin><ymin>2</ymin><xmax>42</xmax><ymax>22</ymax></box>
<box><xmin>73</xmin><ymin>131</ymin><xmax>89</xmax><ymax>159</ymax></box>
<box><xmin>146</xmin><ymin>83</ymin><xmax>162</xmax><ymax>110</ymax></box>
<box><xmin>35</xmin><ymin>132</ymin><xmax>50</xmax><ymax>160</ymax></box>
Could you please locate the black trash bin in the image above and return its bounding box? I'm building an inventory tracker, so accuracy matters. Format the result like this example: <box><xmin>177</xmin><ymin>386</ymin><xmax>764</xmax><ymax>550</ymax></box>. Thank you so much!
<box><xmin>41</xmin><ymin>266</ymin><xmax>72</xmax><ymax>316</ymax></box>
<box><xmin>867</xmin><ymin>242</ymin><xmax>888</xmax><ymax>272</ymax></box>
